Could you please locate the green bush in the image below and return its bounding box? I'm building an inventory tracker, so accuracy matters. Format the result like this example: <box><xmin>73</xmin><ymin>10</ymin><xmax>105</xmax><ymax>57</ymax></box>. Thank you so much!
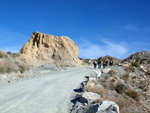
<box><xmin>132</xmin><ymin>62</ymin><xmax>139</xmax><ymax>68</ymax></box>
<box><xmin>135</xmin><ymin>57</ymin><xmax>140</xmax><ymax>62</ymax></box>
<box><xmin>7</xmin><ymin>51</ymin><xmax>11</xmax><ymax>54</ymax></box>
<box><xmin>115</xmin><ymin>84</ymin><xmax>126</xmax><ymax>94</ymax></box>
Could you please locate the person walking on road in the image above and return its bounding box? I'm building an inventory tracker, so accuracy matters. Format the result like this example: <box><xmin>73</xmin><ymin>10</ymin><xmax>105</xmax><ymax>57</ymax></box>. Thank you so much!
<box><xmin>106</xmin><ymin>60</ymin><xmax>108</xmax><ymax>66</ymax></box>
<box><xmin>98</xmin><ymin>59</ymin><xmax>101</xmax><ymax>69</ymax></box>
<box><xmin>109</xmin><ymin>60</ymin><xmax>113</xmax><ymax>66</ymax></box>
<box><xmin>93</xmin><ymin>60</ymin><xmax>97</xmax><ymax>69</ymax></box>
<box><xmin>103</xmin><ymin>60</ymin><xmax>106</xmax><ymax>68</ymax></box>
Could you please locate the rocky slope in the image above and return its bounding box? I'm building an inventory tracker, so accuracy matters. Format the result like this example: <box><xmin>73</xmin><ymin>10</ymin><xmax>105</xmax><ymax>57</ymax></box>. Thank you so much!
<box><xmin>16</xmin><ymin>31</ymin><xmax>81</xmax><ymax>67</ymax></box>
<box><xmin>120</xmin><ymin>51</ymin><xmax>150</xmax><ymax>112</ymax></box>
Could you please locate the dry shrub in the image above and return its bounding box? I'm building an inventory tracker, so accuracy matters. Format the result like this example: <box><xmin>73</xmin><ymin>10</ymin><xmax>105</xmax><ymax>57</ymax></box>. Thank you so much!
<box><xmin>131</xmin><ymin>79</ymin><xmax>135</xmax><ymax>84</ymax></box>
<box><xmin>126</xmin><ymin>88</ymin><xmax>140</xmax><ymax>102</ymax></box>
<box><xmin>98</xmin><ymin>77</ymin><xmax>109</xmax><ymax>89</ymax></box>
<box><xmin>138</xmin><ymin>80</ymin><xmax>149</xmax><ymax>91</ymax></box>
<box><xmin>145</xmin><ymin>71</ymin><xmax>150</xmax><ymax>75</ymax></box>
<box><xmin>15</xmin><ymin>61</ymin><xmax>29</xmax><ymax>73</ymax></box>
<box><xmin>0</xmin><ymin>51</ymin><xmax>4</xmax><ymax>58</ymax></box>
<box><xmin>90</xmin><ymin>98</ymin><xmax>103</xmax><ymax>104</ymax></box>
<box><xmin>0</xmin><ymin>67</ymin><xmax>5</xmax><ymax>73</ymax></box>
<box><xmin>123</xmin><ymin>66</ymin><xmax>135</xmax><ymax>72</ymax></box>
<box><xmin>98</xmin><ymin>76</ymin><xmax>107</xmax><ymax>83</ymax></box>
<box><xmin>122</xmin><ymin>72</ymin><xmax>129</xmax><ymax>81</ymax></box>
<box><xmin>18</xmin><ymin>74</ymin><xmax>24</xmax><ymax>78</ymax></box>
<box><xmin>111</xmin><ymin>75</ymin><xmax>118</xmax><ymax>80</ymax></box>
<box><xmin>109</xmin><ymin>82</ymin><xmax>116</xmax><ymax>90</ymax></box>
<box><xmin>0</xmin><ymin>50</ymin><xmax>7</xmax><ymax>58</ymax></box>
<box><xmin>108</xmin><ymin>70</ymin><xmax>118</xmax><ymax>76</ymax></box>
<box><xmin>84</xmin><ymin>82</ymin><xmax>106</xmax><ymax>98</ymax></box>
<box><xmin>104</xmin><ymin>95</ymin><xmax>135</xmax><ymax>113</ymax></box>
<box><xmin>0</xmin><ymin>60</ymin><xmax>17</xmax><ymax>73</ymax></box>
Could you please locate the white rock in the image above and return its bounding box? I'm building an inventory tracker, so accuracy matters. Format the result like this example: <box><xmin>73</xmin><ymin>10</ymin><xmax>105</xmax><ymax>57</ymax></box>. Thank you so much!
<box><xmin>97</xmin><ymin>101</ymin><xmax>119</xmax><ymax>113</ymax></box>
<box><xmin>103</xmin><ymin>68</ymin><xmax>111</xmax><ymax>74</ymax></box>
<box><xmin>78</xmin><ymin>92</ymin><xmax>101</xmax><ymax>104</ymax></box>
<box><xmin>73</xmin><ymin>100</ymin><xmax>120</xmax><ymax>113</ymax></box>
<box><xmin>89</xmin><ymin>77</ymin><xmax>97</xmax><ymax>81</ymax></box>
<box><xmin>90</xmin><ymin>70</ymin><xmax>101</xmax><ymax>80</ymax></box>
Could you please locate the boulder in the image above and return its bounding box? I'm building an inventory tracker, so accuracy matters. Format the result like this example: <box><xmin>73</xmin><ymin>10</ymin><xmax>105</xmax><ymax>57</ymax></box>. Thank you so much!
<box><xmin>90</xmin><ymin>70</ymin><xmax>102</xmax><ymax>80</ymax></box>
<box><xmin>77</xmin><ymin>92</ymin><xmax>101</xmax><ymax>104</ymax></box>
<box><xmin>72</xmin><ymin>101</ymin><xmax>119</xmax><ymax>113</ymax></box>
<box><xmin>103</xmin><ymin>68</ymin><xmax>111</xmax><ymax>74</ymax></box>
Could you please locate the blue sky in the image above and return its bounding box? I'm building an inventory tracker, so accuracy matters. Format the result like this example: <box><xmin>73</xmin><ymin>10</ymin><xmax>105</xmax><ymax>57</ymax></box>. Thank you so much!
<box><xmin>0</xmin><ymin>0</ymin><xmax>150</xmax><ymax>59</ymax></box>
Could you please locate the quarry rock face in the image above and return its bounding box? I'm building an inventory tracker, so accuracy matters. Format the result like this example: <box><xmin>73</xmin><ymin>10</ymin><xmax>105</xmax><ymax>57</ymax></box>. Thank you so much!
<box><xmin>17</xmin><ymin>31</ymin><xmax>81</xmax><ymax>66</ymax></box>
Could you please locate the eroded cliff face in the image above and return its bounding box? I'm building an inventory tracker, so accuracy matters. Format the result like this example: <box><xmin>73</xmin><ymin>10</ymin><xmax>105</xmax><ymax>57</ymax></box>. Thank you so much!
<box><xmin>17</xmin><ymin>31</ymin><xmax>81</xmax><ymax>67</ymax></box>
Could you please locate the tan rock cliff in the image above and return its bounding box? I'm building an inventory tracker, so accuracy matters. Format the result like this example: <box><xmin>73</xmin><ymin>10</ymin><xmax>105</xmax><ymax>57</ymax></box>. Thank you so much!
<box><xmin>17</xmin><ymin>31</ymin><xmax>81</xmax><ymax>67</ymax></box>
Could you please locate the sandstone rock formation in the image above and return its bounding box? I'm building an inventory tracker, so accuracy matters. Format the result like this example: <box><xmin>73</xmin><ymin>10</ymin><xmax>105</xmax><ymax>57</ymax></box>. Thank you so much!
<box><xmin>17</xmin><ymin>31</ymin><xmax>81</xmax><ymax>67</ymax></box>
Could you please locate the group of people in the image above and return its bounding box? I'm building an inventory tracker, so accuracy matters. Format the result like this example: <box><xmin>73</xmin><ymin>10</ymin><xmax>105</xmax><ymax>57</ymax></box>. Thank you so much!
<box><xmin>93</xmin><ymin>59</ymin><xmax>113</xmax><ymax>69</ymax></box>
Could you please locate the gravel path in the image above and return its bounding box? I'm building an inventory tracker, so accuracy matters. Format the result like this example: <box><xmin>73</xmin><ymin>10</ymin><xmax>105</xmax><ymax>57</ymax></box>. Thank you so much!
<box><xmin>0</xmin><ymin>67</ymin><xmax>93</xmax><ymax>113</ymax></box>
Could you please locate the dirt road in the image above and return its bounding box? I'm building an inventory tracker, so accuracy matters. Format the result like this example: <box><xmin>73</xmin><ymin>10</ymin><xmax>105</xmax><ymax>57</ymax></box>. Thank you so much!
<box><xmin>0</xmin><ymin>67</ymin><xmax>93</xmax><ymax>113</ymax></box>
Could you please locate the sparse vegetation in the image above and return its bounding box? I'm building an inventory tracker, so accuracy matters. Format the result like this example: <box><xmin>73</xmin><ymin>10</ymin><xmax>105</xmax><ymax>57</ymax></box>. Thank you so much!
<box><xmin>147</xmin><ymin>59</ymin><xmax>150</xmax><ymax>64</ymax></box>
<box><xmin>108</xmin><ymin>70</ymin><xmax>118</xmax><ymax>76</ymax></box>
<box><xmin>15</xmin><ymin>61</ymin><xmax>29</xmax><ymax>73</ymax></box>
<box><xmin>123</xmin><ymin>66</ymin><xmax>135</xmax><ymax>72</ymax></box>
<box><xmin>125</xmin><ymin>88</ymin><xmax>140</xmax><ymax>102</ymax></box>
<box><xmin>109</xmin><ymin>82</ymin><xmax>116</xmax><ymax>90</ymax></box>
<box><xmin>0</xmin><ymin>67</ymin><xmax>5</xmax><ymax>73</ymax></box>
<box><xmin>0</xmin><ymin>50</ymin><xmax>5</xmax><ymax>58</ymax></box>
<box><xmin>136</xmin><ymin>57</ymin><xmax>141</xmax><ymax>62</ymax></box>
<box><xmin>115</xmin><ymin>84</ymin><xmax>126</xmax><ymax>94</ymax></box>
<box><xmin>0</xmin><ymin>60</ymin><xmax>17</xmax><ymax>74</ymax></box>
<box><xmin>132</xmin><ymin>61</ymin><xmax>140</xmax><ymax>68</ymax></box>
<box><xmin>84</xmin><ymin>81</ymin><xmax>106</xmax><ymax>98</ymax></box>
<box><xmin>145</xmin><ymin>71</ymin><xmax>150</xmax><ymax>75</ymax></box>
<box><xmin>79</xmin><ymin>57</ymin><xmax>91</xmax><ymax>64</ymax></box>
<box><xmin>18</xmin><ymin>74</ymin><xmax>24</xmax><ymax>78</ymax></box>
<box><xmin>7</xmin><ymin>51</ymin><xmax>11</xmax><ymax>54</ymax></box>
<box><xmin>105</xmin><ymin>96</ymin><xmax>134</xmax><ymax>113</ymax></box>
<box><xmin>122</xmin><ymin>72</ymin><xmax>129</xmax><ymax>81</ymax></box>
<box><xmin>140</xmin><ymin>58</ymin><xmax>148</xmax><ymax>64</ymax></box>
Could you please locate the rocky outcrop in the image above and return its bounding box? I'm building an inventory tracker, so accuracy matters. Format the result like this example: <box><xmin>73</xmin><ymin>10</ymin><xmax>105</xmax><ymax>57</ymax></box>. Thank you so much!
<box><xmin>17</xmin><ymin>31</ymin><xmax>81</xmax><ymax>67</ymax></box>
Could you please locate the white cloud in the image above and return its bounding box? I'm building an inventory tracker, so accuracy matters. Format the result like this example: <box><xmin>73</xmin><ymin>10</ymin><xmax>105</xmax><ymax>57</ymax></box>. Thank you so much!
<box><xmin>124</xmin><ymin>25</ymin><xmax>139</xmax><ymax>31</ymax></box>
<box><xmin>78</xmin><ymin>38</ymin><xmax>129</xmax><ymax>59</ymax></box>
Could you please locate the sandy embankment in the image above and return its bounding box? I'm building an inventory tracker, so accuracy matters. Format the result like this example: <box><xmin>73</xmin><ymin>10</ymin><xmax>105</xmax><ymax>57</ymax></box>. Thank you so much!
<box><xmin>0</xmin><ymin>66</ymin><xmax>94</xmax><ymax>113</ymax></box>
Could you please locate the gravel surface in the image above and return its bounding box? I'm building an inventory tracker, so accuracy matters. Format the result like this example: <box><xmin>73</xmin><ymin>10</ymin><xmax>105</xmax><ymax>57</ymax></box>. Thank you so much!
<box><xmin>0</xmin><ymin>67</ymin><xmax>93</xmax><ymax>113</ymax></box>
